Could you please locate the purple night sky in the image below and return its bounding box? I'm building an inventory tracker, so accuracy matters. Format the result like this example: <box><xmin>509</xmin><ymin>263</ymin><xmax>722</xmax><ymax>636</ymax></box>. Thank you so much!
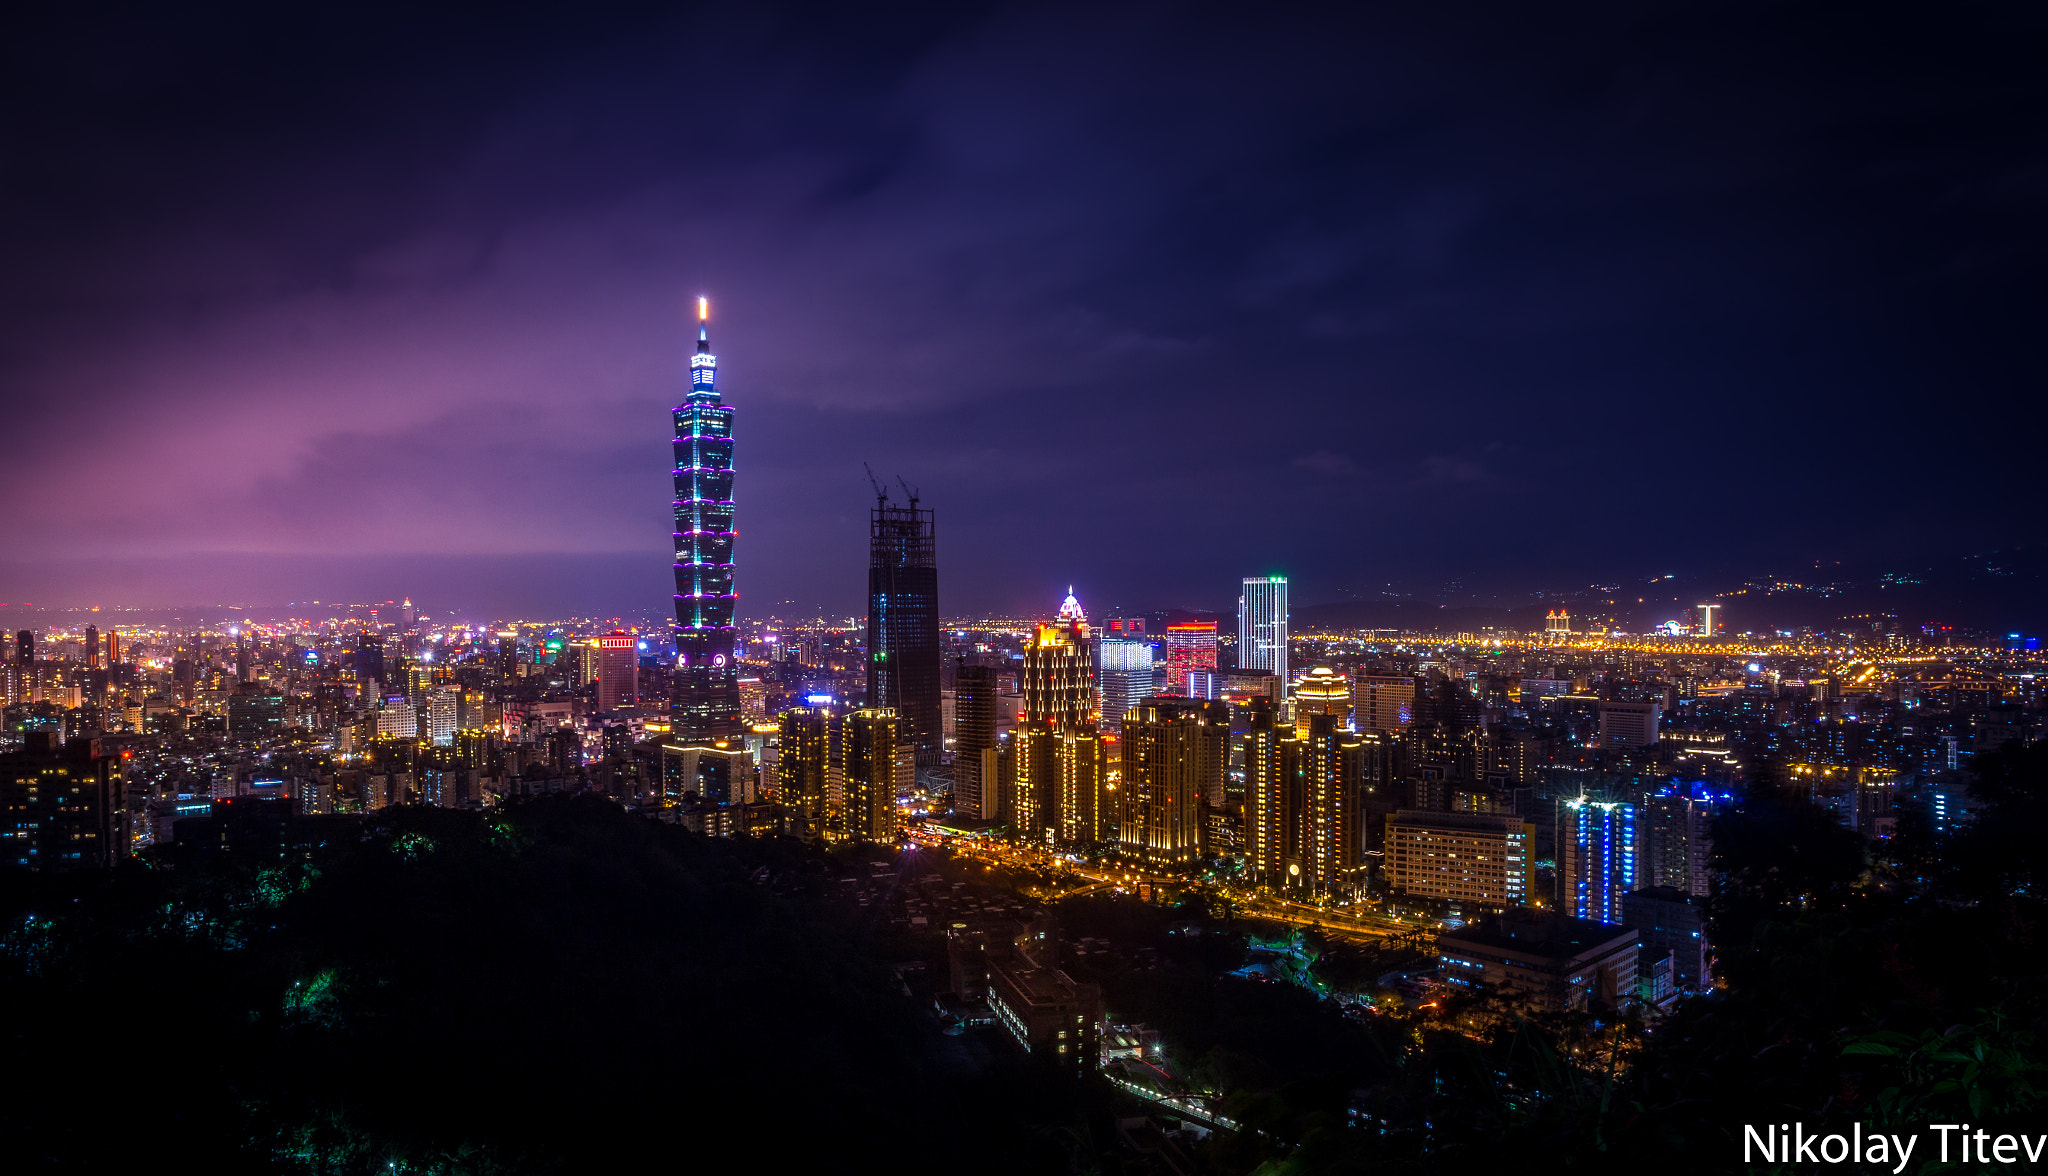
<box><xmin>1</xmin><ymin>3</ymin><xmax>2042</xmax><ymax>620</ymax></box>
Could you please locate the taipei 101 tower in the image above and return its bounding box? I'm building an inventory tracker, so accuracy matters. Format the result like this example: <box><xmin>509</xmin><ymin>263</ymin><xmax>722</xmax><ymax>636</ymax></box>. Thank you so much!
<box><xmin>670</xmin><ymin>297</ymin><xmax>744</xmax><ymax>750</ymax></box>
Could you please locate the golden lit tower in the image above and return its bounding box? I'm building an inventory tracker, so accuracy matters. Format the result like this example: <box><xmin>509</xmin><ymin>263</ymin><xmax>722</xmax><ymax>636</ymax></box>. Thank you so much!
<box><xmin>1023</xmin><ymin>589</ymin><xmax>1095</xmax><ymax>726</ymax></box>
<box><xmin>1292</xmin><ymin>665</ymin><xmax>1350</xmax><ymax>732</ymax></box>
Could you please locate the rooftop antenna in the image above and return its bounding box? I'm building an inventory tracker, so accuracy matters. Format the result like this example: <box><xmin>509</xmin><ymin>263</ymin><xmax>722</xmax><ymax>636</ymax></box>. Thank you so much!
<box><xmin>895</xmin><ymin>475</ymin><xmax>919</xmax><ymax>508</ymax></box>
<box><xmin>862</xmin><ymin>462</ymin><xmax>890</xmax><ymax>506</ymax></box>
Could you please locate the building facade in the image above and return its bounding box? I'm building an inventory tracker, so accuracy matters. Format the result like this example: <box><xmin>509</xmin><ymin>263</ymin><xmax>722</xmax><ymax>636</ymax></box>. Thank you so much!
<box><xmin>597</xmin><ymin>630</ymin><xmax>638</xmax><ymax>712</ymax></box>
<box><xmin>1383</xmin><ymin>809</ymin><xmax>1535</xmax><ymax>907</ymax></box>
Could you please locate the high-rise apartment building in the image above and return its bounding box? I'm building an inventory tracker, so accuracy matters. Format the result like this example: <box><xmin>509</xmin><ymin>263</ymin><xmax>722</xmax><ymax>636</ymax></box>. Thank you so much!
<box><xmin>841</xmin><ymin>707</ymin><xmax>901</xmax><ymax>843</ymax></box>
<box><xmin>1561</xmin><ymin>795</ymin><xmax>1640</xmax><ymax>924</ymax></box>
<box><xmin>1010</xmin><ymin>719</ymin><xmax>1057</xmax><ymax>837</ymax></box>
<box><xmin>0</xmin><ymin>732</ymin><xmax>127</xmax><ymax>871</ymax></box>
<box><xmin>13</xmin><ymin>631</ymin><xmax>31</xmax><ymax>664</ymax></box>
<box><xmin>1246</xmin><ymin>704</ymin><xmax>1365</xmax><ymax>894</ymax></box>
<box><xmin>953</xmin><ymin>665</ymin><xmax>1001</xmax><ymax>820</ymax></box>
<box><xmin>1095</xmin><ymin>638</ymin><xmax>1152</xmax><ymax>734</ymax></box>
<box><xmin>1023</xmin><ymin>591</ymin><xmax>1095</xmax><ymax>726</ymax></box>
<box><xmin>1643</xmin><ymin>790</ymin><xmax>1713</xmax><ymax>896</ymax></box>
<box><xmin>672</xmin><ymin>300</ymin><xmax>744</xmax><ymax>746</ymax></box>
<box><xmin>867</xmin><ymin>490</ymin><xmax>941</xmax><ymax>764</ymax></box>
<box><xmin>1162</xmin><ymin>622</ymin><xmax>1217</xmax><ymax>696</ymax></box>
<box><xmin>104</xmin><ymin>631</ymin><xmax>121</xmax><ymax>667</ymax></box>
<box><xmin>1237</xmin><ymin>576</ymin><xmax>1288</xmax><ymax>692</ymax></box>
<box><xmin>777</xmin><ymin>705</ymin><xmax>833</xmax><ymax>839</ymax></box>
<box><xmin>83</xmin><ymin>625</ymin><xmax>100</xmax><ymax>670</ymax></box>
<box><xmin>1117</xmin><ymin>698</ymin><xmax>1225</xmax><ymax>866</ymax></box>
<box><xmin>597</xmin><ymin>630</ymin><xmax>639</xmax><ymax>712</ymax></box>
<box><xmin>1056</xmin><ymin>726</ymin><xmax>1110</xmax><ymax>846</ymax></box>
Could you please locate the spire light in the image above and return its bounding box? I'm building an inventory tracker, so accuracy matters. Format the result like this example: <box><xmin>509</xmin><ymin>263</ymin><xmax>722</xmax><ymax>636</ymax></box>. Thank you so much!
<box><xmin>698</xmin><ymin>296</ymin><xmax>709</xmax><ymax>322</ymax></box>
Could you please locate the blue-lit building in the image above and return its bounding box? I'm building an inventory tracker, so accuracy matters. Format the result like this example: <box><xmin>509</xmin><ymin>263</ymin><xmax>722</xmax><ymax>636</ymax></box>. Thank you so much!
<box><xmin>1561</xmin><ymin>794</ymin><xmax>1639</xmax><ymax>925</ymax></box>
<box><xmin>866</xmin><ymin>490</ymin><xmax>941</xmax><ymax>765</ymax></box>
<box><xmin>671</xmin><ymin>301</ymin><xmax>744</xmax><ymax>753</ymax></box>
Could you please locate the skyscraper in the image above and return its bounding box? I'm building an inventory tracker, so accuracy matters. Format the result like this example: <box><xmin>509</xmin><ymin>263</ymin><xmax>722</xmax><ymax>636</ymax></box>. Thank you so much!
<box><xmin>1561</xmin><ymin>794</ymin><xmax>1640</xmax><ymax>924</ymax></box>
<box><xmin>597</xmin><ymin>630</ymin><xmax>639</xmax><ymax>712</ymax></box>
<box><xmin>1117</xmin><ymin>698</ymin><xmax>1226</xmax><ymax>866</ymax></box>
<box><xmin>842</xmin><ymin>708</ymin><xmax>901</xmax><ymax>843</ymax></box>
<box><xmin>1162</xmin><ymin>622</ymin><xmax>1217</xmax><ymax>696</ymax></box>
<box><xmin>867</xmin><ymin>486</ymin><xmax>941</xmax><ymax>764</ymax></box>
<box><xmin>1095</xmin><ymin>637</ymin><xmax>1152</xmax><ymax>733</ymax></box>
<box><xmin>1023</xmin><ymin>590</ymin><xmax>1094</xmax><ymax>726</ymax></box>
<box><xmin>672</xmin><ymin>299</ymin><xmax>744</xmax><ymax>745</ymax></box>
<box><xmin>953</xmin><ymin>665</ymin><xmax>1001</xmax><ymax>820</ymax></box>
<box><xmin>1237</xmin><ymin>576</ymin><xmax>1288</xmax><ymax>692</ymax></box>
<box><xmin>13</xmin><ymin>631</ymin><xmax>30</xmax><ymax>665</ymax></box>
<box><xmin>83</xmin><ymin>625</ymin><xmax>100</xmax><ymax>670</ymax></box>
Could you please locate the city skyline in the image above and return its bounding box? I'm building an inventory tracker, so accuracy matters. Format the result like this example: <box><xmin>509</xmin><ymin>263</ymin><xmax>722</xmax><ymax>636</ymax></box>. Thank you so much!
<box><xmin>2</xmin><ymin>4</ymin><xmax>2044</xmax><ymax>622</ymax></box>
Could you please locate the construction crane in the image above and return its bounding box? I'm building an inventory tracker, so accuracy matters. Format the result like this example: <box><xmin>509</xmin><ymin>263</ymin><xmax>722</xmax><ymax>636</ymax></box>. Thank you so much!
<box><xmin>863</xmin><ymin>462</ymin><xmax>890</xmax><ymax>506</ymax></box>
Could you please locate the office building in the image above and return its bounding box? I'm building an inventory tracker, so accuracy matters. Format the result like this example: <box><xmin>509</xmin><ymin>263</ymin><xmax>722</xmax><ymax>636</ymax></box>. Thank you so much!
<box><xmin>672</xmin><ymin>299</ymin><xmax>745</xmax><ymax>746</ymax></box>
<box><xmin>1439</xmin><ymin>910</ymin><xmax>1639</xmax><ymax>1013</ymax></box>
<box><xmin>1352</xmin><ymin>676</ymin><xmax>1416</xmax><ymax>734</ymax></box>
<box><xmin>867</xmin><ymin>488</ymin><xmax>941</xmax><ymax>765</ymax></box>
<box><xmin>1096</xmin><ymin>637</ymin><xmax>1153</xmax><ymax>734</ymax></box>
<box><xmin>1597</xmin><ymin>700</ymin><xmax>1661</xmax><ymax>748</ymax></box>
<box><xmin>1622</xmin><ymin>886</ymin><xmax>1709</xmax><ymax>991</ymax></box>
<box><xmin>1384</xmin><ymin>809</ymin><xmax>1535</xmax><ymax>907</ymax></box>
<box><xmin>980</xmin><ymin>915</ymin><xmax>1103</xmax><ymax>1075</ymax></box>
<box><xmin>841</xmin><ymin>707</ymin><xmax>901</xmax><ymax>843</ymax></box>
<box><xmin>953</xmin><ymin>665</ymin><xmax>1001</xmax><ymax>819</ymax></box>
<box><xmin>1237</xmin><ymin>576</ymin><xmax>1288</xmax><ymax>691</ymax></box>
<box><xmin>598</xmin><ymin>630</ymin><xmax>639</xmax><ymax>712</ymax></box>
<box><xmin>13</xmin><ymin>630</ymin><xmax>30</xmax><ymax>664</ymax></box>
<box><xmin>1162</xmin><ymin>622</ymin><xmax>1217</xmax><ymax>696</ymax></box>
<box><xmin>1023</xmin><ymin>590</ymin><xmax>1095</xmax><ymax>726</ymax></box>
<box><xmin>425</xmin><ymin>688</ymin><xmax>459</xmax><ymax>746</ymax></box>
<box><xmin>84</xmin><ymin>625</ymin><xmax>100</xmax><ymax>670</ymax></box>
<box><xmin>1561</xmin><ymin>794</ymin><xmax>1640</xmax><ymax>924</ymax></box>
<box><xmin>1117</xmin><ymin>698</ymin><xmax>1226</xmax><ymax>866</ymax></box>
<box><xmin>104</xmin><ymin>631</ymin><xmax>121</xmax><ymax>667</ymax></box>
<box><xmin>0</xmin><ymin>732</ymin><xmax>128</xmax><ymax>871</ymax></box>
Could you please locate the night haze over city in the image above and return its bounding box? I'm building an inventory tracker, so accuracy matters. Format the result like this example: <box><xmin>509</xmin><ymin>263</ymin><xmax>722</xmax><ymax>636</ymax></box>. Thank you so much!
<box><xmin>4</xmin><ymin>4</ymin><xmax>2048</xmax><ymax>1175</ymax></box>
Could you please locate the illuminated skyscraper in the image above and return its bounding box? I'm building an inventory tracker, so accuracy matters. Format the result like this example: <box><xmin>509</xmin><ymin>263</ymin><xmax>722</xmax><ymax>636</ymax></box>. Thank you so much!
<box><xmin>672</xmin><ymin>298</ymin><xmax>744</xmax><ymax>745</ymax></box>
<box><xmin>104</xmin><ymin>631</ymin><xmax>121</xmax><ymax>667</ymax></box>
<box><xmin>1237</xmin><ymin>576</ymin><xmax>1287</xmax><ymax>692</ymax></box>
<box><xmin>1117</xmin><ymin>698</ymin><xmax>1226</xmax><ymax>866</ymax></box>
<box><xmin>1163</xmin><ymin>622</ymin><xmax>1216</xmax><ymax>696</ymax></box>
<box><xmin>83</xmin><ymin>625</ymin><xmax>99</xmax><ymax>670</ymax></box>
<box><xmin>597</xmin><ymin>630</ymin><xmax>639</xmax><ymax>712</ymax></box>
<box><xmin>1023</xmin><ymin>590</ymin><xmax>1094</xmax><ymax>726</ymax></box>
<box><xmin>866</xmin><ymin>486</ymin><xmax>941</xmax><ymax>764</ymax></box>
<box><xmin>13</xmin><ymin>631</ymin><xmax>30</xmax><ymax>665</ymax></box>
